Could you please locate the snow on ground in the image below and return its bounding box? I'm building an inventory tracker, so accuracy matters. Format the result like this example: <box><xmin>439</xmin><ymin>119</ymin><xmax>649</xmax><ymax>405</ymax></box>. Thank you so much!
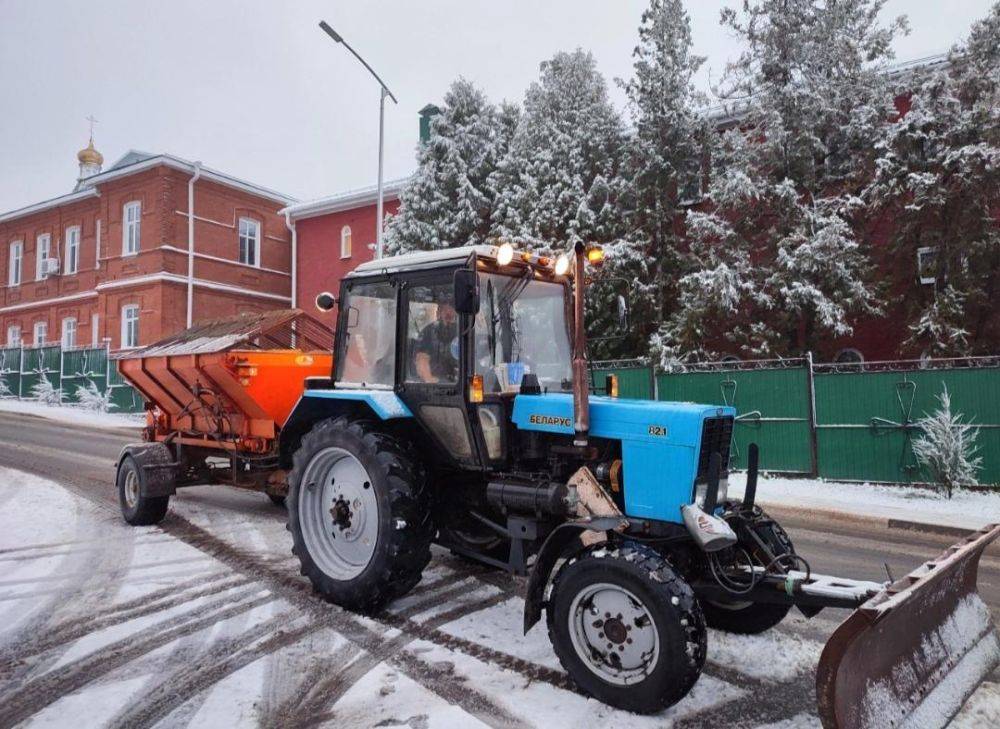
<box><xmin>0</xmin><ymin>398</ymin><xmax>144</xmax><ymax>430</ymax></box>
<box><xmin>1</xmin><ymin>467</ymin><xmax>997</xmax><ymax>728</ymax></box>
<box><xmin>729</xmin><ymin>472</ymin><xmax>1000</xmax><ymax>531</ymax></box>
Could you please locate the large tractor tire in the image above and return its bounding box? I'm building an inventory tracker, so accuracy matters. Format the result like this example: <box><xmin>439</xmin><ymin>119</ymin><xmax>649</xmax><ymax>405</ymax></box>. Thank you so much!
<box><xmin>701</xmin><ymin>507</ymin><xmax>795</xmax><ymax>634</ymax></box>
<box><xmin>547</xmin><ymin>542</ymin><xmax>707</xmax><ymax>714</ymax></box>
<box><xmin>117</xmin><ymin>454</ymin><xmax>171</xmax><ymax>526</ymax></box>
<box><xmin>287</xmin><ymin>417</ymin><xmax>434</xmax><ymax>613</ymax></box>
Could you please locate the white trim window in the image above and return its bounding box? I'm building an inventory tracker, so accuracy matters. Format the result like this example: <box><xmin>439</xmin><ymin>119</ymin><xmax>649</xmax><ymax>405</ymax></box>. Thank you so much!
<box><xmin>917</xmin><ymin>246</ymin><xmax>937</xmax><ymax>285</ymax></box>
<box><xmin>9</xmin><ymin>241</ymin><xmax>23</xmax><ymax>286</ymax></box>
<box><xmin>61</xmin><ymin>317</ymin><xmax>77</xmax><ymax>348</ymax></box>
<box><xmin>33</xmin><ymin>321</ymin><xmax>47</xmax><ymax>346</ymax></box>
<box><xmin>340</xmin><ymin>225</ymin><xmax>352</xmax><ymax>259</ymax></box>
<box><xmin>238</xmin><ymin>217</ymin><xmax>260</xmax><ymax>267</ymax></box>
<box><xmin>36</xmin><ymin>233</ymin><xmax>51</xmax><ymax>280</ymax></box>
<box><xmin>6</xmin><ymin>324</ymin><xmax>20</xmax><ymax>346</ymax></box>
<box><xmin>123</xmin><ymin>201</ymin><xmax>141</xmax><ymax>256</ymax></box>
<box><xmin>64</xmin><ymin>226</ymin><xmax>80</xmax><ymax>275</ymax></box>
<box><xmin>121</xmin><ymin>304</ymin><xmax>139</xmax><ymax>349</ymax></box>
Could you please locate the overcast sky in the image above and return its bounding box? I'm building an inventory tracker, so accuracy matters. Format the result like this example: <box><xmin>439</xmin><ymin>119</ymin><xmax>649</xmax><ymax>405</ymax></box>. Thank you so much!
<box><xmin>0</xmin><ymin>0</ymin><xmax>994</xmax><ymax>213</ymax></box>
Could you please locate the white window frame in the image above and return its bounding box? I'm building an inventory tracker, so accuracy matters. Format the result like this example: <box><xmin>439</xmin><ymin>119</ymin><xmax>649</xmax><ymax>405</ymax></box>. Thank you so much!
<box><xmin>9</xmin><ymin>241</ymin><xmax>23</xmax><ymax>287</ymax></box>
<box><xmin>340</xmin><ymin>225</ymin><xmax>352</xmax><ymax>259</ymax></box>
<box><xmin>33</xmin><ymin>321</ymin><xmax>47</xmax><ymax>346</ymax></box>
<box><xmin>121</xmin><ymin>304</ymin><xmax>139</xmax><ymax>349</ymax></box>
<box><xmin>238</xmin><ymin>217</ymin><xmax>260</xmax><ymax>267</ymax></box>
<box><xmin>35</xmin><ymin>233</ymin><xmax>51</xmax><ymax>280</ymax></box>
<box><xmin>123</xmin><ymin>201</ymin><xmax>141</xmax><ymax>256</ymax></box>
<box><xmin>6</xmin><ymin>324</ymin><xmax>20</xmax><ymax>346</ymax></box>
<box><xmin>61</xmin><ymin>317</ymin><xmax>77</xmax><ymax>348</ymax></box>
<box><xmin>64</xmin><ymin>226</ymin><xmax>80</xmax><ymax>275</ymax></box>
<box><xmin>917</xmin><ymin>246</ymin><xmax>937</xmax><ymax>285</ymax></box>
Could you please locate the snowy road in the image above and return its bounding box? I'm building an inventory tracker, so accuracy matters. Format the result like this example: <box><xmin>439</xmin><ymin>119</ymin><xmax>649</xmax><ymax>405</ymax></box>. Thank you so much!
<box><xmin>0</xmin><ymin>410</ymin><xmax>997</xmax><ymax>728</ymax></box>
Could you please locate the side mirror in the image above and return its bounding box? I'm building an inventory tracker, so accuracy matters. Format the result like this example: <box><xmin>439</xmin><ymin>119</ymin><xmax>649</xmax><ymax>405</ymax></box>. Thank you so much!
<box><xmin>315</xmin><ymin>291</ymin><xmax>337</xmax><ymax>312</ymax></box>
<box><xmin>616</xmin><ymin>294</ymin><xmax>629</xmax><ymax>330</ymax></box>
<box><xmin>454</xmin><ymin>269</ymin><xmax>480</xmax><ymax>315</ymax></box>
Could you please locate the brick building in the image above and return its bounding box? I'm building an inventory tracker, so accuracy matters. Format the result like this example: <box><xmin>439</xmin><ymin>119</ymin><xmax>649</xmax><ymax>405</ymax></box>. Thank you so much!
<box><xmin>1</xmin><ymin>140</ymin><xmax>295</xmax><ymax>351</ymax></box>
<box><xmin>280</xmin><ymin>180</ymin><xmax>407</xmax><ymax>327</ymax></box>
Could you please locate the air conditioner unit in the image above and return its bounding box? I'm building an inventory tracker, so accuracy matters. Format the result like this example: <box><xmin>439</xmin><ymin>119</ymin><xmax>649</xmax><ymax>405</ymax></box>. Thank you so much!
<box><xmin>41</xmin><ymin>258</ymin><xmax>60</xmax><ymax>276</ymax></box>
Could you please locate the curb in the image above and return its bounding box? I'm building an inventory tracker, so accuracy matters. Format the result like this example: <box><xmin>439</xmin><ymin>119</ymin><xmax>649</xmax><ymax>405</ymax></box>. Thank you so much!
<box><xmin>760</xmin><ymin>501</ymin><xmax>977</xmax><ymax>538</ymax></box>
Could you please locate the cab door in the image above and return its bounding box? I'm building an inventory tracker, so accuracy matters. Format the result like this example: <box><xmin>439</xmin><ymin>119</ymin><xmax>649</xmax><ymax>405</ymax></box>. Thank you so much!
<box><xmin>397</xmin><ymin>271</ymin><xmax>482</xmax><ymax>468</ymax></box>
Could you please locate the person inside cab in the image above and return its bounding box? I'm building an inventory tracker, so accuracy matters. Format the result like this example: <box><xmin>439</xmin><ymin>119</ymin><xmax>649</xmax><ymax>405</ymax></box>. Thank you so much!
<box><xmin>414</xmin><ymin>300</ymin><xmax>458</xmax><ymax>383</ymax></box>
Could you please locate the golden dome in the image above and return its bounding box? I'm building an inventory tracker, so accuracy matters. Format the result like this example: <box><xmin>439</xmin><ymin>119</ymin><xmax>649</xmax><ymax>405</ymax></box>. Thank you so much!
<box><xmin>77</xmin><ymin>137</ymin><xmax>103</xmax><ymax>166</ymax></box>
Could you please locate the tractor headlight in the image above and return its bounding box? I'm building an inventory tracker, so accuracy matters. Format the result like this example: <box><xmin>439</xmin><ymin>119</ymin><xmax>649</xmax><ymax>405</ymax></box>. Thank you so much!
<box><xmin>554</xmin><ymin>254</ymin><xmax>570</xmax><ymax>276</ymax></box>
<box><xmin>497</xmin><ymin>242</ymin><xmax>515</xmax><ymax>266</ymax></box>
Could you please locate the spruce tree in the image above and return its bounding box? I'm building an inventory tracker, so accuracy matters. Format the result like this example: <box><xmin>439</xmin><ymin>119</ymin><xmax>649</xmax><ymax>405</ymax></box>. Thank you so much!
<box><xmin>384</xmin><ymin>79</ymin><xmax>518</xmax><ymax>254</ymax></box>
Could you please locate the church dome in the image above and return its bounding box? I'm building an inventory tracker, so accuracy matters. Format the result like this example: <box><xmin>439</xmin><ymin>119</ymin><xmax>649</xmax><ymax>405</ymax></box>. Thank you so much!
<box><xmin>77</xmin><ymin>138</ymin><xmax>104</xmax><ymax>167</ymax></box>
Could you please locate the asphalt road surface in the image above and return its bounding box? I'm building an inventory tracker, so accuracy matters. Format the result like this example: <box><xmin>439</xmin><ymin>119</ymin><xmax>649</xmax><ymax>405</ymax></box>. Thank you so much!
<box><xmin>0</xmin><ymin>409</ymin><xmax>997</xmax><ymax>728</ymax></box>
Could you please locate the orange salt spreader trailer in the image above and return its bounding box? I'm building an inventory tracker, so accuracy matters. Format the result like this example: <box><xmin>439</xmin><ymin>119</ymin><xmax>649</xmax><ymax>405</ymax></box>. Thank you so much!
<box><xmin>113</xmin><ymin>309</ymin><xmax>333</xmax><ymax>500</ymax></box>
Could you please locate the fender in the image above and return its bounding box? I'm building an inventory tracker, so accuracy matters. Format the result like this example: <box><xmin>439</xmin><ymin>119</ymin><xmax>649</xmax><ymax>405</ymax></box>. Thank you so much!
<box><xmin>279</xmin><ymin>389</ymin><xmax>414</xmax><ymax>467</ymax></box>
<box><xmin>117</xmin><ymin>442</ymin><xmax>178</xmax><ymax>498</ymax></box>
<box><xmin>522</xmin><ymin>516</ymin><xmax>626</xmax><ymax>634</ymax></box>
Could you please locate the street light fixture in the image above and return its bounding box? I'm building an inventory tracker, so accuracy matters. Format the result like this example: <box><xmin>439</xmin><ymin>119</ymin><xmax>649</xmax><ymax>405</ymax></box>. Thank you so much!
<box><xmin>318</xmin><ymin>20</ymin><xmax>398</xmax><ymax>259</ymax></box>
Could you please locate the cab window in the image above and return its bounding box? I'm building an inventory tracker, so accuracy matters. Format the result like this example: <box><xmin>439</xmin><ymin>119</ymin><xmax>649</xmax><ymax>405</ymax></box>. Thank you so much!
<box><xmin>336</xmin><ymin>281</ymin><xmax>396</xmax><ymax>387</ymax></box>
<box><xmin>406</xmin><ymin>283</ymin><xmax>458</xmax><ymax>385</ymax></box>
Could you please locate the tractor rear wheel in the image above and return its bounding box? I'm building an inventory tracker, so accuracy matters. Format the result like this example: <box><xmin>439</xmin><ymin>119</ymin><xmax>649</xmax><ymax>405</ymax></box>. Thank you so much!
<box><xmin>702</xmin><ymin>507</ymin><xmax>795</xmax><ymax>634</ymax></box>
<box><xmin>287</xmin><ymin>417</ymin><xmax>434</xmax><ymax>613</ymax></box>
<box><xmin>547</xmin><ymin>542</ymin><xmax>706</xmax><ymax>714</ymax></box>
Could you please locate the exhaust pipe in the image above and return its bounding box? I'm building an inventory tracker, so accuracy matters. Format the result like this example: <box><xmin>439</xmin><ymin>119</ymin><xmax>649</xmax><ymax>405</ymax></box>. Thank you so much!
<box><xmin>571</xmin><ymin>241</ymin><xmax>589</xmax><ymax>447</ymax></box>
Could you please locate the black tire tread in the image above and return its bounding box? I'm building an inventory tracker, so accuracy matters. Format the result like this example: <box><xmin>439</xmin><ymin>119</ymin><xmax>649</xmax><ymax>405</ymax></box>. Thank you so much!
<box><xmin>546</xmin><ymin>541</ymin><xmax>706</xmax><ymax>714</ymax></box>
<box><xmin>287</xmin><ymin>417</ymin><xmax>434</xmax><ymax>613</ymax></box>
<box><xmin>117</xmin><ymin>456</ymin><xmax>170</xmax><ymax>526</ymax></box>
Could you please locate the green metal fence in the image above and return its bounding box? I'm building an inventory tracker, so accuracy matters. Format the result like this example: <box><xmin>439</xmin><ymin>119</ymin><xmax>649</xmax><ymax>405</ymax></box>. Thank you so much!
<box><xmin>593</xmin><ymin>356</ymin><xmax>1000</xmax><ymax>486</ymax></box>
<box><xmin>0</xmin><ymin>342</ymin><xmax>143</xmax><ymax>413</ymax></box>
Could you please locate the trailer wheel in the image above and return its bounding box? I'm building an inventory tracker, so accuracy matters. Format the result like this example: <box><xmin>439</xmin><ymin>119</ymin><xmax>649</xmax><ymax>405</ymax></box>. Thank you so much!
<box><xmin>702</xmin><ymin>508</ymin><xmax>794</xmax><ymax>634</ymax></box>
<box><xmin>547</xmin><ymin>542</ymin><xmax>706</xmax><ymax>714</ymax></box>
<box><xmin>117</xmin><ymin>456</ymin><xmax>170</xmax><ymax>526</ymax></box>
<box><xmin>287</xmin><ymin>417</ymin><xmax>434</xmax><ymax>613</ymax></box>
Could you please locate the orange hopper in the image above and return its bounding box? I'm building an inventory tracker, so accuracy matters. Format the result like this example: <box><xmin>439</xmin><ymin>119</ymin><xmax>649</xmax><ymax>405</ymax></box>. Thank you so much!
<box><xmin>115</xmin><ymin>310</ymin><xmax>333</xmax><ymax>454</ymax></box>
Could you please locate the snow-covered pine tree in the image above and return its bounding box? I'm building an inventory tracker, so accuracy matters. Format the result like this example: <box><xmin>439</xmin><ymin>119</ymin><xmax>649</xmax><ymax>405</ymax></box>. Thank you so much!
<box><xmin>30</xmin><ymin>373</ymin><xmax>61</xmax><ymax>405</ymax></box>
<box><xmin>491</xmin><ymin>50</ymin><xmax>628</xmax><ymax>357</ymax></box>
<box><xmin>867</xmin><ymin>2</ymin><xmax>1000</xmax><ymax>357</ymax></box>
<box><xmin>384</xmin><ymin>79</ymin><xmax>518</xmax><ymax>255</ymax></box>
<box><xmin>614</xmin><ymin>0</ymin><xmax>707</xmax><ymax>359</ymax></box>
<box><xmin>663</xmin><ymin>0</ymin><xmax>901</xmax><ymax>360</ymax></box>
<box><xmin>912</xmin><ymin>385</ymin><xmax>981</xmax><ymax>498</ymax></box>
<box><xmin>74</xmin><ymin>380</ymin><xmax>117</xmax><ymax>412</ymax></box>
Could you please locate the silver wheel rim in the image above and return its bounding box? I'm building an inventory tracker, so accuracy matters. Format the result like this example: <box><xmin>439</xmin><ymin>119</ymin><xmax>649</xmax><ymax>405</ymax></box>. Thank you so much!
<box><xmin>123</xmin><ymin>468</ymin><xmax>139</xmax><ymax>509</ymax></box>
<box><xmin>567</xmin><ymin>582</ymin><xmax>660</xmax><ymax>686</ymax></box>
<box><xmin>298</xmin><ymin>446</ymin><xmax>379</xmax><ymax>580</ymax></box>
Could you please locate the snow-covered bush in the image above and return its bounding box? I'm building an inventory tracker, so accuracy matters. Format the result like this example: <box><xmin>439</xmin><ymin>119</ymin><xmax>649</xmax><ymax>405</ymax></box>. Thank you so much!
<box><xmin>74</xmin><ymin>380</ymin><xmax>116</xmax><ymax>412</ymax></box>
<box><xmin>30</xmin><ymin>373</ymin><xmax>61</xmax><ymax>405</ymax></box>
<box><xmin>0</xmin><ymin>378</ymin><xmax>11</xmax><ymax>398</ymax></box>
<box><xmin>912</xmin><ymin>385</ymin><xmax>981</xmax><ymax>498</ymax></box>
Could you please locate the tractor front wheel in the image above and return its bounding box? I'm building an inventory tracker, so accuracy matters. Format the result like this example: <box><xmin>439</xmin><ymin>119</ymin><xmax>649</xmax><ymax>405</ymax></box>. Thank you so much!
<box><xmin>287</xmin><ymin>417</ymin><xmax>434</xmax><ymax>613</ymax></box>
<box><xmin>547</xmin><ymin>542</ymin><xmax>706</xmax><ymax>714</ymax></box>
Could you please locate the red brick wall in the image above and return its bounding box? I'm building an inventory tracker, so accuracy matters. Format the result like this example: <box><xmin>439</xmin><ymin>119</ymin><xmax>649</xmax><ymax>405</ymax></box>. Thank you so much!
<box><xmin>1</xmin><ymin>161</ymin><xmax>292</xmax><ymax>350</ymax></box>
<box><xmin>294</xmin><ymin>199</ymin><xmax>400</xmax><ymax>327</ymax></box>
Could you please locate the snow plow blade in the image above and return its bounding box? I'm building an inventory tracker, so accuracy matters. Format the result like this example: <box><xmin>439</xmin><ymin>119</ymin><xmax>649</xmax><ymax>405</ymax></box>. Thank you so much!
<box><xmin>816</xmin><ymin>522</ymin><xmax>1000</xmax><ymax>729</ymax></box>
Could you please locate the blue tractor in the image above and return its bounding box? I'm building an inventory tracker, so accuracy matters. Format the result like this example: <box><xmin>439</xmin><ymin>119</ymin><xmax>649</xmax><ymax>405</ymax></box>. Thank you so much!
<box><xmin>277</xmin><ymin>242</ymin><xmax>1000</xmax><ymax>720</ymax></box>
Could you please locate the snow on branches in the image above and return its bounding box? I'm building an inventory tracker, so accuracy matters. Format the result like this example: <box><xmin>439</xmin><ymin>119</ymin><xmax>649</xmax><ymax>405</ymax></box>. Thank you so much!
<box><xmin>74</xmin><ymin>380</ymin><xmax>117</xmax><ymax>412</ymax></box>
<box><xmin>912</xmin><ymin>386</ymin><xmax>982</xmax><ymax>497</ymax></box>
<box><xmin>30</xmin><ymin>374</ymin><xmax>61</xmax><ymax>406</ymax></box>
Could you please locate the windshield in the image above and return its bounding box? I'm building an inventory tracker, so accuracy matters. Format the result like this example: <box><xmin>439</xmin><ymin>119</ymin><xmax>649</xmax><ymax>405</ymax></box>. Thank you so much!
<box><xmin>475</xmin><ymin>272</ymin><xmax>572</xmax><ymax>393</ymax></box>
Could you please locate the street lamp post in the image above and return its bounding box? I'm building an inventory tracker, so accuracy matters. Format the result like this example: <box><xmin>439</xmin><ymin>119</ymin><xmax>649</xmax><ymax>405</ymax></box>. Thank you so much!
<box><xmin>319</xmin><ymin>20</ymin><xmax>397</xmax><ymax>259</ymax></box>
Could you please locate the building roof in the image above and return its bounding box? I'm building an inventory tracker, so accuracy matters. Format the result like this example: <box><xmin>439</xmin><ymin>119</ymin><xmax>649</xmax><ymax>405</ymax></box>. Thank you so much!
<box><xmin>0</xmin><ymin>150</ymin><xmax>296</xmax><ymax>225</ymax></box>
<box><xmin>280</xmin><ymin>177</ymin><xmax>412</xmax><ymax>221</ymax></box>
<box><xmin>701</xmin><ymin>52</ymin><xmax>952</xmax><ymax>127</ymax></box>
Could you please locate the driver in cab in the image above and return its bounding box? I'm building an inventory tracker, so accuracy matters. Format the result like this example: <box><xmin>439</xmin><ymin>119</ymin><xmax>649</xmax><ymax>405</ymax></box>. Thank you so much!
<box><xmin>414</xmin><ymin>300</ymin><xmax>458</xmax><ymax>383</ymax></box>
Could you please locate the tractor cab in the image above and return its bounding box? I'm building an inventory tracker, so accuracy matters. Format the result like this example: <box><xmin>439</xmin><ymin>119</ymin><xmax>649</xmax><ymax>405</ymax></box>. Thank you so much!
<box><xmin>327</xmin><ymin>244</ymin><xmax>575</xmax><ymax>470</ymax></box>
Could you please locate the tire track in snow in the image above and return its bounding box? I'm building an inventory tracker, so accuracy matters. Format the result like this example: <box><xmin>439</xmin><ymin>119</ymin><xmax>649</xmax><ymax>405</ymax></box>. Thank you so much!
<box><xmin>0</xmin><ymin>591</ymin><xmax>275</xmax><ymax>728</ymax></box>
<box><xmin>0</xmin><ymin>488</ymin><xmax>136</xmax><ymax>692</ymax></box>
<box><xmin>0</xmin><ymin>572</ymin><xmax>248</xmax><ymax>669</ymax></box>
<box><xmin>105</xmin><ymin>613</ymin><xmax>324</xmax><ymax>729</ymax></box>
